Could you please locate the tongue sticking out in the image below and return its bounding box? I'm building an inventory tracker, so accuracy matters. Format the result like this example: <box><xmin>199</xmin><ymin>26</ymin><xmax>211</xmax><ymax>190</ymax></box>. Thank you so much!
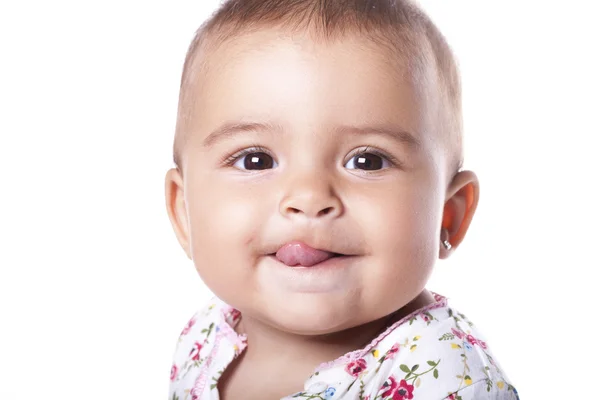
<box><xmin>275</xmin><ymin>242</ymin><xmax>336</xmax><ymax>267</ymax></box>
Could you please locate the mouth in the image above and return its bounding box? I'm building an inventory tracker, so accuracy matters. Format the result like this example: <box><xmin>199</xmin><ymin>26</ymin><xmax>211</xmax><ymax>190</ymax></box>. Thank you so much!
<box><xmin>269</xmin><ymin>241</ymin><xmax>349</xmax><ymax>267</ymax></box>
<box><xmin>267</xmin><ymin>252</ymin><xmax>348</xmax><ymax>268</ymax></box>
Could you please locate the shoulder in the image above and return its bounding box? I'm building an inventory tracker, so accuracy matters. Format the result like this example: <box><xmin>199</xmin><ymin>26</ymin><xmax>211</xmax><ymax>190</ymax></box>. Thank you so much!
<box><xmin>173</xmin><ymin>299</ymin><xmax>224</xmax><ymax>350</ymax></box>
<box><xmin>359</xmin><ymin>304</ymin><xmax>519</xmax><ymax>399</ymax></box>
<box><xmin>168</xmin><ymin>298</ymin><xmax>225</xmax><ymax>395</ymax></box>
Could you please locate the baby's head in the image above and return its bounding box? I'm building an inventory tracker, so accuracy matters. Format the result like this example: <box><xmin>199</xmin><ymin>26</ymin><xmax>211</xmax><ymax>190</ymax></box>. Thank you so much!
<box><xmin>165</xmin><ymin>0</ymin><xmax>478</xmax><ymax>335</ymax></box>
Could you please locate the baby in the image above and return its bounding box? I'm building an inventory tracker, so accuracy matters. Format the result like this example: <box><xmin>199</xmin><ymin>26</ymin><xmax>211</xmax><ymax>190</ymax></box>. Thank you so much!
<box><xmin>164</xmin><ymin>0</ymin><xmax>518</xmax><ymax>399</ymax></box>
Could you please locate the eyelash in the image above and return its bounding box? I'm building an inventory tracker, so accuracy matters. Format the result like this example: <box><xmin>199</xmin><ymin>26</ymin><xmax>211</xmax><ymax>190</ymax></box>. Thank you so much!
<box><xmin>220</xmin><ymin>145</ymin><xmax>272</xmax><ymax>166</ymax></box>
<box><xmin>220</xmin><ymin>145</ymin><xmax>401</xmax><ymax>169</ymax></box>
<box><xmin>347</xmin><ymin>146</ymin><xmax>401</xmax><ymax>169</ymax></box>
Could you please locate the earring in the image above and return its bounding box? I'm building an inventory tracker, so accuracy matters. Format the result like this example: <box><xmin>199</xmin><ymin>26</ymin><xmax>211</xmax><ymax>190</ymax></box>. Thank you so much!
<box><xmin>441</xmin><ymin>228</ymin><xmax>452</xmax><ymax>250</ymax></box>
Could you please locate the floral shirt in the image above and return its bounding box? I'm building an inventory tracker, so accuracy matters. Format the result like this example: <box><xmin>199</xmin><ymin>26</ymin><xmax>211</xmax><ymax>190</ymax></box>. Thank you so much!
<box><xmin>168</xmin><ymin>293</ymin><xmax>519</xmax><ymax>400</ymax></box>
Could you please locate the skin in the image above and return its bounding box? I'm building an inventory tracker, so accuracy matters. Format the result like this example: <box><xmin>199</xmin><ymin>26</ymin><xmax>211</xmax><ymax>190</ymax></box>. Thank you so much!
<box><xmin>165</xmin><ymin>29</ymin><xmax>479</xmax><ymax>399</ymax></box>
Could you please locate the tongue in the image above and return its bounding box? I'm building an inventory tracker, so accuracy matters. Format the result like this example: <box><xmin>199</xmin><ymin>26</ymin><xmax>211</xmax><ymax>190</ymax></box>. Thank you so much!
<box><xmin>275</xmin><ymin>242</ymin><xmax>336</xmax><ymax>267</ymax></box>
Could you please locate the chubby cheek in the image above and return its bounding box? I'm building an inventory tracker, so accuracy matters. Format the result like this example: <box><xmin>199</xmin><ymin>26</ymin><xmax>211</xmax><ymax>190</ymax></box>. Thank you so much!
<box><xmin>356</xmin><ymin>179</ymin><xmax>441</xmax><ymax>304</ymax></box>
<box><xmin>186</xmin><ymin>176</ymin><xmax>268</xmax><ymax>299</ymax></box>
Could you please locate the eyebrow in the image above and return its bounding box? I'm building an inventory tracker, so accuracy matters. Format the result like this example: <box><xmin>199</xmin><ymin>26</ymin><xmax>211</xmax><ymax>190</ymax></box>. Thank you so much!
<box><xmin>202</xmin><ymin>121</ymin><xmax>282</xmax><ymax>147</ymax></box>
<box><xmin>202</xmin><ymin>120</ymin><xmax>421</xmax><ymax>149</ymax></box>
<box><xmin>333</xmin><ymin>124</ymin><xmax>422</xmax><ymax>149</ymax></box>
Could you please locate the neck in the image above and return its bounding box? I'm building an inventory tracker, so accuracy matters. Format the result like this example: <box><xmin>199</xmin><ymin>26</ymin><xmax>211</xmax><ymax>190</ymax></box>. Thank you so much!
<box><xmin>235</xmin><ymin>290</ymin><xmax>434</xmax><ymax>371</ymax></box>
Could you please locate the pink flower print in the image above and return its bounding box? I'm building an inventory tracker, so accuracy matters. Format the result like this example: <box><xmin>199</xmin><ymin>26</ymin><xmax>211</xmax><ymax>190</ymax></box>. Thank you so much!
<box><xmin>180</xmin><ymin>317</ymin><xmax>196</xmax><ymax>336</ymax></box>
<box><xmin>385</xmin><ymin>343</ymin><xmax>400</xmax><ymax>360</ymax></box>
<box><xmin>393</xmin><ymin>380</ymin><xmax>414</xmax><ymax>400</ymax></box>
<box><xmin>189</xmin><ymin>341</ymin><xmax>202</xmax><ymax>361</ymax></box>
<box><xmin>345</xmin><ymin>358</ymin><xmax>367</xmax><ymax>377</ymax></box>
<box><xmin>451</xmin><ymin>327</ymin><xmax>465</xmax><ymax>339</ymax></box>
<box><xmin>230</xmin><ymin>309</ymin><xmax>241</xmax><ymax>322</ymax></box>
<box><xmin>381</xmin><ymin>378</ymin><xmax>414</xmax><ymax>400</ymax></box>
<box><xmin>465</xmin><ymin>334</ymin><xmax>487</xmax><ymax>348</ymax></box>
<box><xmin>466</xmin><ymin>334</ymin><xmax>478</xmax><ymax>346</ymax></box>
<box><xmin>446</xmin><ymin>394</ymin><xmax>457</xmax><ymax>400</ymax></box>
<box><xmin>421</xmin><ymin>313</ymin><xmax>430</xmax><ymax>322</ymax></box>
<box><xmin>170</xmin><ymin>364</ymin><xmax>178</xmax><ymax>381</ymax></box>
<box><xmin>380</xmin><ymin>376</ymin><xmax>400</xmax><ymax>398</ymax></box>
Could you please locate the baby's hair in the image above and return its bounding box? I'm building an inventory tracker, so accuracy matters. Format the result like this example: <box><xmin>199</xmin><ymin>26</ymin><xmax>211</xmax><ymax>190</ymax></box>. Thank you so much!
<box><xmin>173</xmin><ymin>0</ymin><xmax>463</xmax><ymax>175</ymax></box>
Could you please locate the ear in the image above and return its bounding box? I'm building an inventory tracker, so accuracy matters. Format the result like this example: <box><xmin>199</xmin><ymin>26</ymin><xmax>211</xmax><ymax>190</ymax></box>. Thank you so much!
<box><xmin>165</xmin><ymin>168</ymin><xmax>192</xmax><ymax>260</ymax></box>
<box><xmin>439</xmin><ymin>170</ymin><xmax>480</xmax><ymax>259</ymax></box>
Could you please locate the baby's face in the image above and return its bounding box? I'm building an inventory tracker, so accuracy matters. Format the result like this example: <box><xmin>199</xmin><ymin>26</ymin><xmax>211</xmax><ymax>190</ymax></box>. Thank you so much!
<box><xmin>171</xmin><ymin>29</ymin><xmax>450</xmax><ymax>334</ymax></box>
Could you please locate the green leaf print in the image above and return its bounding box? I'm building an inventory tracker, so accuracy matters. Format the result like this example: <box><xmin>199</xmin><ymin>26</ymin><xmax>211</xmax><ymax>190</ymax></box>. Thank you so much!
<box><xmin>398</xmin><ymin>359</ymin><xmax>441</xmax><ymax>387</ymax></box>
<box><xmin>438</xmin><ymin>333</ymin><xmax>455</xmax><ymax>341</ymax></box>
<box><xmin>358</xmin><ymin>379</ymin><xmax>365</xmax><ymax>399</ymax></box>
<box><xmin>347</xmin><ymin>379</ymin><xmax>356</xmax><ymax>392</ymax></box>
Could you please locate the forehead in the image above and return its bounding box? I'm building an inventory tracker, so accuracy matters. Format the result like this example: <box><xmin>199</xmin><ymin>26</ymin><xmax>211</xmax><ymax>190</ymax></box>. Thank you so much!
<box><xmin>190</xmin><ymin>29</ymin><xmax>439</xmax><ymax>147</ymax></box>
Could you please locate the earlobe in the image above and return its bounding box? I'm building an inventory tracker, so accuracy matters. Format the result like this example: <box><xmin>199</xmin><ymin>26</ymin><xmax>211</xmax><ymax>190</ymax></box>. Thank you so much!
<box><xmin>165</xmin><ymin>168</ymin><xmax>193</xmax><ymax>260</ymax></box>
<box><xmin>440</xmin><ymin>170</ymin><xmax>480</xmax><ymax>258</ymax></box>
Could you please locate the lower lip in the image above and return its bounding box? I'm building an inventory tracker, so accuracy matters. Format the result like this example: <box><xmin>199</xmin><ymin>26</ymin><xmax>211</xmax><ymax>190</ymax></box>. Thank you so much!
<box><xmin>267</xmin><ymin>254</ymin><xmax>353</xmax><ymax>269</ymax></box>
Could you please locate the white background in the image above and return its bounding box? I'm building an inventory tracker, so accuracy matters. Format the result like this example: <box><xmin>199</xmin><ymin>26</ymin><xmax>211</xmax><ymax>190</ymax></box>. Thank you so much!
<box><xmin>1</xmin><ymin>0</ymin><xmax>598</xmax><ymax>398</ymax></box>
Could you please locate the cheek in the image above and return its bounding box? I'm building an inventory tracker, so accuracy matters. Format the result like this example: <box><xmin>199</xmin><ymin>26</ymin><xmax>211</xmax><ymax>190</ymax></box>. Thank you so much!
<box><xmin>357</xmin><ymin>178</ymin><xmax>441</xmax><ymax>261</ymax></box>
<box><xmin>186</xmin><ymin>177</ymin><xmax>267</xmax><ymax>277</ymax></box>
<box><xmin>185</xmin><ymin>177</ymin><xmax>271</xmax><ymax>307</ymax></box>
<box><xmin>355</xmin><ymin>180</ymin><xmax>441</xmax><ymax>311</ymax></box>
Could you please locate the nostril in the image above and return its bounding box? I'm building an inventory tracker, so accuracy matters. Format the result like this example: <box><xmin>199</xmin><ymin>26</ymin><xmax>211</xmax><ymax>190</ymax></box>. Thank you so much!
<box><xmin>282</xmin><ymin>204</ymin><xmax>341</xmax><ymax>218</ymax></box>
<box><xmin>317</xmin><ymin>207</ymin><xmax>334</xmax><ymax>216</ymax></box>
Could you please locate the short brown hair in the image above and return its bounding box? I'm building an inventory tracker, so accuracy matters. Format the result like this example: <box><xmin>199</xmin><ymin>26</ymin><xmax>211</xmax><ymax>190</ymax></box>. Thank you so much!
<box><xmin>173</xmin><ymin>0</ymin><xmax>463</xmax><ymax>174</ymax></box>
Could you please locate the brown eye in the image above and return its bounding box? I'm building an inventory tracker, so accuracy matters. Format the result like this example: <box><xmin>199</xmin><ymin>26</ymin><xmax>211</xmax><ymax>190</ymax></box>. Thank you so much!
<box><xmin>345</xmin><ymin>152</ymin><xmax>389</xmax><ymax>170</ymax></box>
<box><xmin>234</xmin><ymin>152</ymin><xmax>276</xmax><ymax>170</ymax></box>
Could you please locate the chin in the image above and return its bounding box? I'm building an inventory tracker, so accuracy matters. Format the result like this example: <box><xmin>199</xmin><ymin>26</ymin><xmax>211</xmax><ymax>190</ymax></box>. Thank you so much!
<box><xmin>258</xmin><ymin>294</ymin><xmax>363</xmax><ymax>335</ymax></box>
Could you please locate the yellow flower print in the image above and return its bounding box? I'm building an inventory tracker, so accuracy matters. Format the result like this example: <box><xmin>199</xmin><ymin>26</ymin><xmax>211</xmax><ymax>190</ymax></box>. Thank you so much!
<box><xmin>451</xmin><ymin>343</ymin><xmax>461</xmax><ymax>349</ymax></box>
<box><xmin>497</xmin><ymin>381</ymin><xmax>505</xmax><ymax>389</ymax></box>
<box><xmin>372</xmin><ymin>349</ymin><xmax>380</xmax><ymax>358</ymax></box>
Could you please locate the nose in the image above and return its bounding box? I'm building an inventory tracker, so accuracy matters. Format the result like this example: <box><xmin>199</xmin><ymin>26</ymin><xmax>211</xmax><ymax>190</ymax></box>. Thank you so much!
<box><xmin>279</xmin><ymin>173</ymin><xmax>343</xmax><ymax>220</ymax></box>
